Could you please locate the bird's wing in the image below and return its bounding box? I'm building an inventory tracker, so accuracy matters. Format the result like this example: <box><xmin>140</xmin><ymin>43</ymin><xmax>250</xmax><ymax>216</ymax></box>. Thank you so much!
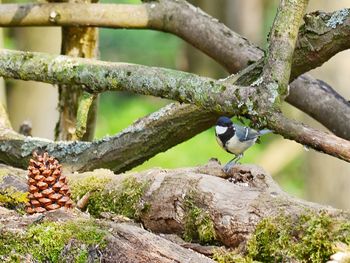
<box><xmin>234</xmin><ymin>124</ymin><xmax>259</xmax><ymax>142</ymax></box>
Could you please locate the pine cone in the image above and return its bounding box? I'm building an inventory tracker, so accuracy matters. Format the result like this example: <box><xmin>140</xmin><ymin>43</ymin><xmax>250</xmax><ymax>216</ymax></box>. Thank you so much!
<box><xmin>26</xmin><ymin>152</ymin><xmax>73</xmax><ymax>214</ymax></box>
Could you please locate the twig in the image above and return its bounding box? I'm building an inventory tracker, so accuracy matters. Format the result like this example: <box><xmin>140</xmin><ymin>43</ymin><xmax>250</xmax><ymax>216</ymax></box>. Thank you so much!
<box><xmin>74</xmin><ymin>92</ymin><xmax>96</xmax><ymax>140</ymax></box>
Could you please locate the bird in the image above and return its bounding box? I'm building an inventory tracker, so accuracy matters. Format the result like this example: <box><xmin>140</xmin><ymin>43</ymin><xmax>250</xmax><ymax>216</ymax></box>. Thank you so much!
<box><xmin>215</xmin><ymin>116</ymin><xmax>271</xmax><ymax>172</ymax></box>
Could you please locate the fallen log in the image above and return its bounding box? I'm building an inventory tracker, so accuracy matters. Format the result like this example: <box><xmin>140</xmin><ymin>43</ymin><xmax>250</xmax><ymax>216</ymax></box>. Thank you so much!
<box><xmin>1</xmin><ymin>161</ymin><xmax>349</xmax><ymax>262</ymax></box>
<box><xmin>0</xmin><ymin>208</ymin><xmax>214</xmax><ymax>262</ymax></box>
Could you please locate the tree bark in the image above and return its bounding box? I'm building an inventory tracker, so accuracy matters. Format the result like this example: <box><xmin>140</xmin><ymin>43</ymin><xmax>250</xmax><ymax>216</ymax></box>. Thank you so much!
<box><xmin>1</xmin><ymin>49</ymin><xmax>350</xmax><ymax>166</ymax></box>
<box><xmin>0</xmin><ymin>208</ymin><xmax>215</xmax><ymax>262</ymax></box>
<box><xmin>54</xmin><ymin>0</ymin><xmax>99</xmax><ymax>141</ymax></box>
<box><xmin>1</xmin><ymin>161</ymin><xmax>348</xmax><ymax>249</ymax></box>
<box><xmin>0</xmin><ymin>3</ymin><xmax>350</xmax><ymax>139</ymax></box>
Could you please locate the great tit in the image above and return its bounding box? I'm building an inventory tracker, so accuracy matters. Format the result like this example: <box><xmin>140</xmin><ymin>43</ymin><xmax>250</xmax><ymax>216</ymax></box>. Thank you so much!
<box><xmin>215</xmin><ymin>116</ymin><xmax>271</xmax><ymax>172</ymax></box>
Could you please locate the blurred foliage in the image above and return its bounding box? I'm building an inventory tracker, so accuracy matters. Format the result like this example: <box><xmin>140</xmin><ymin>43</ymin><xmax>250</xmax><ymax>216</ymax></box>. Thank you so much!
<box><xmin>95</xmin><ymin>0</ymin><xmax>305</xmax><ymax>197</ymax></box>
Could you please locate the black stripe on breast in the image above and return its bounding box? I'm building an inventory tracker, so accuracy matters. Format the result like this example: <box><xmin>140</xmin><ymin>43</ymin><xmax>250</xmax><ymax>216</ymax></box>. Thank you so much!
<box><xmin>217</xmin><ymin>126</ymin><xmax>235</xmax><ymax>146</ymax></box>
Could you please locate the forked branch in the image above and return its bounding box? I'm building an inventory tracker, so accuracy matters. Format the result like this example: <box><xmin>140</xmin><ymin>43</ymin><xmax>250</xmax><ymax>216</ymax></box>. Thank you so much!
<box><xmin>0</xmin><ymin>49</ymin><xmax>350</xmax><ymax>170</ymax></box>
<box><xmin>0</xmin><ymin>1</ymin><xmax>348</xmax><ymax>138</ymax></box>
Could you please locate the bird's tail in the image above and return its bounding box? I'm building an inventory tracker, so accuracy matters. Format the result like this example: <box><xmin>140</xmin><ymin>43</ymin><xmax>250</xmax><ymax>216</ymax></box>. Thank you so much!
<box><xmin>258</xmin><ymin>129</ymin><xmax>272</xmax><ymax>136</ymax></box>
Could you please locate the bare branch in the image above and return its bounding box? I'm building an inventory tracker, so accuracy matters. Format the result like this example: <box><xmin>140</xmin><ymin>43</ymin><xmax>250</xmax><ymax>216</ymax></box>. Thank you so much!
<box><xmin>287</xmin><ymin>75</ymin><xmax>350</xmax><ymax>139</ymax></box>
<box><xmin>269</xmin><ymin>113</ymin><xmax>350</xmax><ymax>162</ymax></box>
<box><xmin>0</xmin><ymin>1</ymin><xmax>261</xmax><ymax>72</ymax></box>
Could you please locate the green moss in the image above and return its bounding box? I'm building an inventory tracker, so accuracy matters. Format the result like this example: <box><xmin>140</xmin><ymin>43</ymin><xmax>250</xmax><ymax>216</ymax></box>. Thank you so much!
<box><xmin>212</xmin><ymin>248</ymin><xmax>255</xmax><ymax>263</ymax></box>
<box><xmin>211</xmin><ymin>211</ymin><xmax>350</xmax><ymax>263</ymax></box>
<box><xmin>0</xmin><ymin>187</ymin><xmax>28</xmax><ymax>211</ymax></box>
<box><xmin>0</xmin><ymin>219</ymin><xmax>107</xmax><ymax>263</ymax></box>
<box><xmin>183</xmin><ymin>197</ymin><xmax>217</xmax><ymax>244</ymax></box>
<box><xmin>70</xmin><ymin>175</ymin><xmax>149</xmax><ymax>218</ymax></box>
<box><xmin>70</xmin><ymin>175</ymin><xmax>111</xmax><ymax>198</ymax></box>
<box><xmin>246</xmin><ymin>211</ymin><xmax>350</xmax><ymax>263</ymax></box>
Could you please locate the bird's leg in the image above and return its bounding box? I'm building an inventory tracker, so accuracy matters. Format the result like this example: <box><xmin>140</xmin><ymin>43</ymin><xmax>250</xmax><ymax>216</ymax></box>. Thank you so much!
<box><xmin>223</xmin><ymin>154</ymin><xmax>243</xmax><ymax>173</ymax></box>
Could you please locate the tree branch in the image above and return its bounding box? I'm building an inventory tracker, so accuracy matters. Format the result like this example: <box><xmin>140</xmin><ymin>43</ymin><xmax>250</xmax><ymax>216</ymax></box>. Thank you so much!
<box><xmin>2</xmin><ymin>3</ymin><xmax>350</xmax><ymax>77</ymax></box>
<box><xmin>261</xmin><ymin>0</ymin><xmax>309</xmax><ymax>99</ymax></box>
<box><xmin>0</xmin><ymin>103</ymin><xmax>219</xmax><ymax>172</ymax></box>
<box><xmin>0</xmin><ymin>49</ymin><xmax>350</xmax><ymax>169</ymax></box>
<box><xmin>1</xmin><ymin>2</ymin><xmax>349</xmax><ymax>139</ymax></box>
<box><xmin>0</xmin><ymin>49</ymin><xmax>250</xmax><ymax>114</ymax></box>
<box><xmin>287</xmin><ymin>75</ymin><xmax>350</xmax><ymax>139</ymax></box>
<box><xmin>269</xmin><ymin>113</ymin><xmax>350</xmax><ymax>161</ymax></box>
<box><xmin>54</xmin><ymin>0</ymin><xmax>99</xmax><ymax>141</ymax></box>
<box><xmin>0</xmin><ymin>1</ymin><xmax>262</xmax><ymax>73</ymax></box>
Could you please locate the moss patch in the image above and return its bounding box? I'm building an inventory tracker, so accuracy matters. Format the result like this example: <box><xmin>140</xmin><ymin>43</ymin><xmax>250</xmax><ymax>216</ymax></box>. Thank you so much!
<box><xmin>0</xmin><ymin>187</ymin><xmax>28</xmax><ymax>211</ymax></box>
<box><xmin>70</xmin><ymin>175</ymin><xmax>149</xmax><ymax>218</ymax></box>
<box><xmin>212</xmin><ymin>211</ymin><xmax>350</xmax><ymax>263</ymax></box>
<box><xmin>212</xmin><ymin>248</ymin><xmax>254</xmax><ymax>263</ymax></box>
<box><xmin>0</xmin><ymin>219</ymin><xmax>107</xmax><ymax>262</ymax></box>
<box><xmin>183</xmin><ymin>196</ymin><xmax>217</xmax><ymax>244</ymax></box>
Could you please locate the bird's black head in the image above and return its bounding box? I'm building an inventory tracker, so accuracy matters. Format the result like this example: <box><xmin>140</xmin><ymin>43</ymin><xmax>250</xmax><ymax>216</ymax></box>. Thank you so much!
<box><xmin>216</xmin><ymin>116</ymin><xmax>233</xmax><ymax>127</ymax></box>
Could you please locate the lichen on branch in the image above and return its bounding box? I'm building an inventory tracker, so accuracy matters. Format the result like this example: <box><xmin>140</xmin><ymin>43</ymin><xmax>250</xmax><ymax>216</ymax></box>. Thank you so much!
<box><xmin>0</xmin><ymin>49</ymin><xmax>251</xmax><ymax>115</ymax></box>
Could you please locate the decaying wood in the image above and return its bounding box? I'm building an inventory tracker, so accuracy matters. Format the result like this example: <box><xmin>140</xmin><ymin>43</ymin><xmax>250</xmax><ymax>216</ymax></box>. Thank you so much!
<box><xmin>1</xmin><ymin>161</ymin><xmax>348</xmax><ymax>249</ymax></box>
<box><xmin>0</xmin><ymin>208</ymin><xmax>214</xmax><ymax>262</ymax></box>
<box><xmin>103</xmin><ymin>222</ymin><xmax>215</xmax><ymax>263</ymax></box>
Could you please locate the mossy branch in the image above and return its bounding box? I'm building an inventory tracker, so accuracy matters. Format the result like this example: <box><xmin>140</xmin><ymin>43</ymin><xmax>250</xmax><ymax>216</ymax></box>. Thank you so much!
<box><xmin>0</xmin><ymin>49</ymin><xmax>248</xmax><ymax>114</ymax></box>
<box><xmin>0</xmin><ymin>103</ymin><xmax>218</xmax><ymax>172</ymax></box>
<box><xmin>0</xmin><ymin>2</ymin><xmax>349</xmax><ymax>136</ymax></box>
<box><xmin>0</xmin><ymin>1</ymin><xmax>349</xmax><ymax>170</ymax></box>
<box><xmin>0</xmin><ymin>49</ymin><xmax>350</xmax><ymax>167</ymax></box>
<box><xmin>261</xmin><ymin>0</ymin><xmax>309</xmax><ymax>101</ymax></box>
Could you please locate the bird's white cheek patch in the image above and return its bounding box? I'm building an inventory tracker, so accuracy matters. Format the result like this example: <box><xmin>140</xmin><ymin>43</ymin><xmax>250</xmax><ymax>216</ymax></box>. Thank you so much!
<box><xmin>216</xmin><ymin>126</ymin><xmax>227</xmax><ymax>135</ymax></box>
